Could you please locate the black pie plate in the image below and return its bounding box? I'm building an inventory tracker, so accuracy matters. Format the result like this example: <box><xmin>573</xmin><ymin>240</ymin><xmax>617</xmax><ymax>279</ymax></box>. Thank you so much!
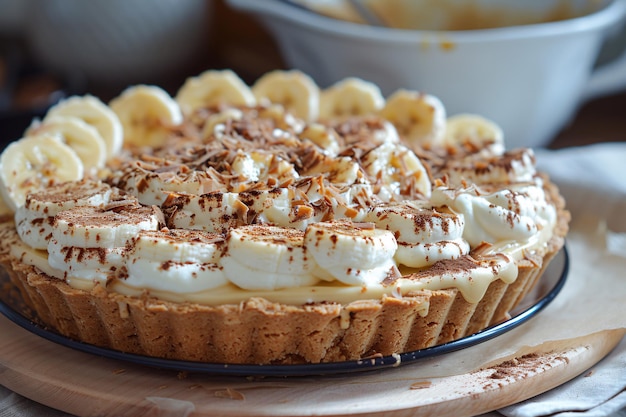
<box><xmin>0</xmin><ymin>246</ymin><xmax>568</xmax><ymax>377</ymax></box>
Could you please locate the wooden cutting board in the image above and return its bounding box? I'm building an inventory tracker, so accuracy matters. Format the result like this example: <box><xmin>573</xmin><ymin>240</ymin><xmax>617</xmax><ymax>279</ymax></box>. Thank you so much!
<box><xmin>0</xmin><ymin>314</ymin><xmax>623</xmax><ymax>417</ymax></box>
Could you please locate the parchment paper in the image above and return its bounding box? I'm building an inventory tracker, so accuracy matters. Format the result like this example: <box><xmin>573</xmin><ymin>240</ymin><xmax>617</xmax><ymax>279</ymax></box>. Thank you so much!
<box><xmin>351</xmin><ymin>143</ymin><xmax>626</xmax><ymax>379</ymax></box>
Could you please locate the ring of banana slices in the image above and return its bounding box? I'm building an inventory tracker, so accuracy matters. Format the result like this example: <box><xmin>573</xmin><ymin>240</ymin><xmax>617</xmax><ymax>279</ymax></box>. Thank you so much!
<box><xmin>0</xmin><ymin>69</ymin><xmax>559</xmax><ymax>307</ymax></box>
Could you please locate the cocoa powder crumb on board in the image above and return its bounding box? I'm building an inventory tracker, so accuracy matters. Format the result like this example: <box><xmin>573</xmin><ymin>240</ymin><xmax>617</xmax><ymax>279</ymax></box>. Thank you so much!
<box><xmin>409</xmin><ymin>381</ymin><xmax>432</xmax><ymax>390</ymax></box>
<box><xmin>487</xmin><ymin>353</ymin><xmax>545</xmax><ymax>380</ymax></box>
<box><xmin>481</xmin><ymin>350</ymin><xmax>576</xmax><ymax>390</ymax></box>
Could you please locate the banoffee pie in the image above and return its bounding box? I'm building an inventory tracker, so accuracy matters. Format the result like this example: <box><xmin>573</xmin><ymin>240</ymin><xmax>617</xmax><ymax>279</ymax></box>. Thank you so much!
<box><xmin>0</xmin><ymin>69</ymin><xmax>569</xmax><ymax>364</ymax></box>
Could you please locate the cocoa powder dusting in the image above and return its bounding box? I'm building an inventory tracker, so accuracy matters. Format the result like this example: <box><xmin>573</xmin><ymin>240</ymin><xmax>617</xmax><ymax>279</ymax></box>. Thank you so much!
<box><xmin>486</xmin><ymin>353</ymin><xmax>554</xmax><ymax>381</ymax></box>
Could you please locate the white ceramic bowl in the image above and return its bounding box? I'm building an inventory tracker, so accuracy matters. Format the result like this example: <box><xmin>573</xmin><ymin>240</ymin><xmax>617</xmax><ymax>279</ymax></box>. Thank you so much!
<box><xmin>25</xmin><ymin>0</ymin><xmax>210</xmax><ymax>88</ymax></box>
<box><xmin>227</xmin><ymin>0</ymin><xmax>626</xmax><ymax>149</ymax></box>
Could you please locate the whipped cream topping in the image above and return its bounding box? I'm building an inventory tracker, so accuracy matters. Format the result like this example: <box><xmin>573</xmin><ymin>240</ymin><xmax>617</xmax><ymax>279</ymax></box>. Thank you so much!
<box><xmin>330</xmin><ymin>116</ymin><xmax>401</xmax><ymax>148</ymax></box>
<box><xmin>440</xmin><ymin>148</ymin><xmax>537</xmax><ymax>186</ymax></box>
<box><xmin>430</xmin><ymin>182</ymin><xmax>556</xmax><ymax>251</ymax></box>
<box><xmin>7</xmin><ymin>101</ymin><xmax>559</xmax><ymax>306</ymax></box>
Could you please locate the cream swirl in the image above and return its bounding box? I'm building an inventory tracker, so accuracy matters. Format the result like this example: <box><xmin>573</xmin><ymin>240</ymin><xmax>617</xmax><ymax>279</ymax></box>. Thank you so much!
<box><xmin>430</xmin><ymin>183</ymin><xmax>556</xmax><ymax>248</ymax></box>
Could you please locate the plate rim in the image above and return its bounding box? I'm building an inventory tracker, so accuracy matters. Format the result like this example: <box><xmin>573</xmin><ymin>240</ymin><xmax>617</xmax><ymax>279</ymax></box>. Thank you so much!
<box><xmin>0</xmin><ymin>246</ymin><xmax>569</xmax><ymax>377</ymax></box>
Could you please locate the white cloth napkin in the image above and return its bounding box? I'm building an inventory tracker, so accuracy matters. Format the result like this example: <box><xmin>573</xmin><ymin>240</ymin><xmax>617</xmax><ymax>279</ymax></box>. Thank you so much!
<box><xmin>493</xmin><ymin>143</ymin><xmax>626</xmax><ymax>417</ymax></box>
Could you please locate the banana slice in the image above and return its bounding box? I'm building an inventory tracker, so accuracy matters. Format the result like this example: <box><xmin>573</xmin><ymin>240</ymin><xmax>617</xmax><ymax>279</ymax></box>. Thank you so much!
<box><xmin>257</xmin><ymin>103</ymin><xmax>306</xmax><ymax>134</ymax></box>
<box><xmin>364</xmin><ymin>201</ymin><xmax>465</xmax><ymax>244</ymax></box>
<box><xmin>26</xmin><ymin>116</ymin><xmax>107</xmax><ymax>171</ymax></box>
<box><xmin>379</xmin><ymin>90</ymin><xmax>446</xmax><ymax>146</ymax></box>
<box><xmin>221</xmin><ymin>225</ymin><xmax>319</xmax><ymax>290</ymax></box>
<box><xmin>162</xmin><ymin>192</ymin><xmax>248</xmax><ymax>234</ymax></box>
<box><xmin>125</xmin><ymin>229</ymin><xmax>228</xmax><ymax>292</ymax></box>
<box><xmin>8</xmin><ymin>235</ymin><xmax>65</xmax><ymax>280</ymax></box>
<box><xmin>243</xmin><ymin>185</ymin><xmax>332</xmax><ymax>231</ymax></box>
<box><xmin>15</xmin><ymin>180</ymin><xmax>113</xmax><ymax>250</ymax></box>
<box><xmin>0</xmin><ymin>134</ymin><xmax>84</xmax><ymax>211</ymax></box>
<box><xmin>331</xmin><ymin>116</ymin><xmax>401</xmax><ymax>149</ymax></box>
<box><xmin>202</xmin><ymin>108</ymin><xmax>244</xmax><ymax>140</ymax></box>
<box><xmin>299</xmin><ymin>123</ymin><xmax>341</xmax><ymax>156</ymax></box>
<box><xmin>442</xmin><ymin>148</ymin><xmax>537</xmax><ymax>186</ymax></box>
<box><xmin>444</xmin><ymin>114</ymin><xmax>505</xmax><ymax>155</ymax></box>
<box><xmin>360</xmin><ymin>142</ymin><xmax>431</xmax><ymax>201</ymax></box>
<box><xmin>119</xmin><ymin>169</ymin><xmax>219</xmax><ymax>206</ymax></box>
<box><xmin>45</xmin><ymin>95</ymin><xmax>123</xmax><ymax>159</ymax></box>
<box><xmin>303</xmin><ymin>220</ymin><xmax>398</xmax><ymax>285</ymax></box>
<box><xmin>252</xmin><ymin>70</ymin><xmax>320</xmax><ymax>122</ymax></box>
<box><xmin>48</xmin><ymin>203</ymin><xmax>161</xmax><ymax>283</ymax></box>
<box><xmin>231</xmin><ymin>150</ymin><xmax>297</xmax><ymax>184</ymax></box>
<box><xmin>231</xmin><ymin>150</ymin><xmax>300</xmax><ymax>188</ymax></box>
<box><xmin>110</xmin><ymin>85</ymin><xmax>183</xmax><ymax>148</ymax></box>
<box><xmin>175</xmin><ymin>69</ymin><xmax>256</xmax><ymax>115</ymax></box>
<box><xmin>164</xmin><ymin>187</ymin><xmax>319</xmax><ymax>233</ymax></box>
<box><xmin>364</xmin><ymin>201</ymin><xmax>470</xmax><ymax>268</ymax></box>
<box><xmin>48</xmin><ymin>239</ymin><xmax>126</xmax><ymax>284</ymax></box>
<box><xmin>52</xmin><ymin>204</ymin><xmax>162</xmax><ymax>248</ymax></box>
<box><xmin>304</xmin><ymin>154</ymin><xmax>361</xmax><ymax>185</ymax></box>
<box><xmin>319</xmin><ymin>77</ymin><xmax>385</xmax><ymax>120</ymax></box>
